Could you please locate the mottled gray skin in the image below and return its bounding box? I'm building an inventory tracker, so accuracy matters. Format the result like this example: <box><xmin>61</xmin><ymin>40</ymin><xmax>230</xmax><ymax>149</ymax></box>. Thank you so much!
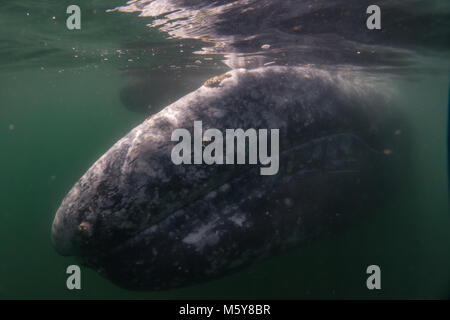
<box><xmin>52</xmin><ymin>66</ymin><xmax>402</xmax><ymax>290</ymax></box>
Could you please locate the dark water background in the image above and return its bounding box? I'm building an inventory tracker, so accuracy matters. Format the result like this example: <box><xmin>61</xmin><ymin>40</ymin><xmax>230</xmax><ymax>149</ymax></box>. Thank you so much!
<box><xmin>0</xmin><ymin>0</ymin><xmax>449</xmax><ymax>299</ymax></box>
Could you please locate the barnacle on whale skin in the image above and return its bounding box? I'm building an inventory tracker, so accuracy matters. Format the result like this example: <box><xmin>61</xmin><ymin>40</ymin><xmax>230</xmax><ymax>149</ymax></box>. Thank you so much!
<box><xmin>204</xmin><ymin>73</ymin><xmax>232</xmax><ymax>88</ymax></box>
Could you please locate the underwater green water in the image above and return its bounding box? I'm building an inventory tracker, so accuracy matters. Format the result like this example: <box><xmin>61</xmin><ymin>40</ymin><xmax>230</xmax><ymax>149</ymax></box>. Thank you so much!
<box><xmin>0</xmin><ymin>1</ymin><xmax>449</xmax><ymax>299</ymax></box>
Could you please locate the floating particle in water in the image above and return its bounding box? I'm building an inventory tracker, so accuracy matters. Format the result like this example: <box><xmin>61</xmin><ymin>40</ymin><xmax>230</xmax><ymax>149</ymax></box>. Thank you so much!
<box><xmin>9</xmin><ymin>124</ymin><xmax>15</xmax><ymax>131</ymax></box>
<box><xmin>51</xmin><ymin>175</ymin><xmax>56</xmax><ymax>181</ymax></box>
<box><xmin>51</xmin><ymin>16</ymin><xmax>56</xmax><ymax>20</ymax></box>
<box><xmin>395</xmin><ymin>129</ymin><xmax>402</xmax><ymax>135</ymax></box>
<box><xmin>284</xmin><ymin>198</ymin><xmax>294</xmax><ymax>207</ymax></box>
<box><xmin>26</xmin><ymin>12</ymin><xmax>30</xmax><ymax>16</ymax></box>
<box><xmin>383</xmin><ymin>149</ymin><xmax>393</xmax><ymax>155</ymax></box>
<box><xmin>261</xmin><ymin>44</ymin><xmax>271</xmax><ymax>50</ymax></box>
<box><xmin>356</xmin><ymin>51</ymin><xmax>361</xmax><ymax>55</ymax></box>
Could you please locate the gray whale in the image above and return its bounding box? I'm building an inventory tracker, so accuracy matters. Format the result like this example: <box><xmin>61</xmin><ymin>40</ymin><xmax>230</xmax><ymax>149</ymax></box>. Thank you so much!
<box><xmin>50</xmin><ymin>0</ymin><xmax>449</xmax><ymax>290</ymax></box>
<box><xmin>52</xmin><ymin>66</ymin><xmax>402</xmax><ymax>289</ymax></box>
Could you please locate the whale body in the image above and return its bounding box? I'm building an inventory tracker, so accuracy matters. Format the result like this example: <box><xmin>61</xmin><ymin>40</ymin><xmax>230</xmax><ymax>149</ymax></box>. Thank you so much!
<box><xmin>52</xmin><ymin>66</ymin><xmax>402</xmax><ymax>289</ymax></box>
<box><xmin>51</xmin><ymin>0</ymin><xmax>450</xmax><ymax>290</ymax></box>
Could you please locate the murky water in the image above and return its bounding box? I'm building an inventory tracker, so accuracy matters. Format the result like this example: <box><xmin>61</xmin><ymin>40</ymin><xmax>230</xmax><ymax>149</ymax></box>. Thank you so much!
<box><xmin>0</xmin><ymin>1</ymin><xmax>449</xmax><ymax>299</ymax></box>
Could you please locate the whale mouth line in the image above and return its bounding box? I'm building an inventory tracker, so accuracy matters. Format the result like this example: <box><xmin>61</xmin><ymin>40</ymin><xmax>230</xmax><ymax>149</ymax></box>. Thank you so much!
<box><xmin>75</xmin><ymin>131</ymin><xmax>377</xmax><ymax>262</ymax></box>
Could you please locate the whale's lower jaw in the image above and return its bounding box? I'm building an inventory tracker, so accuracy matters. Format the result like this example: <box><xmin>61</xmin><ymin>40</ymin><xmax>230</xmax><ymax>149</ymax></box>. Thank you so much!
<box><xmin>51</xmin><ymin>66</ymin><xmax>401</xmax><ymax>290</ymax></box>
<box><xmin>82</xmin><ymin>133</ymin><xmax>384</xmax><ymax>291</ymax></box>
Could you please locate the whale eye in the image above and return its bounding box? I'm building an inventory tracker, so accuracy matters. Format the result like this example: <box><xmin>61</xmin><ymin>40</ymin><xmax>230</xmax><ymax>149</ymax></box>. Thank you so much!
<box><xmin>78</xmin><ymin>221</ymin><xmax>93</xmax><ymax>237</ymax></box>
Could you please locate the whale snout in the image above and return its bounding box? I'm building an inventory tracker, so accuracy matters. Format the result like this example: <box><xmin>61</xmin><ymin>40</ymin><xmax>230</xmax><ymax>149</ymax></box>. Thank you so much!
<box><xmin>51</xmin><ymin>186</ymin><xmax>107</xmax><ymax>257</ymax></box>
